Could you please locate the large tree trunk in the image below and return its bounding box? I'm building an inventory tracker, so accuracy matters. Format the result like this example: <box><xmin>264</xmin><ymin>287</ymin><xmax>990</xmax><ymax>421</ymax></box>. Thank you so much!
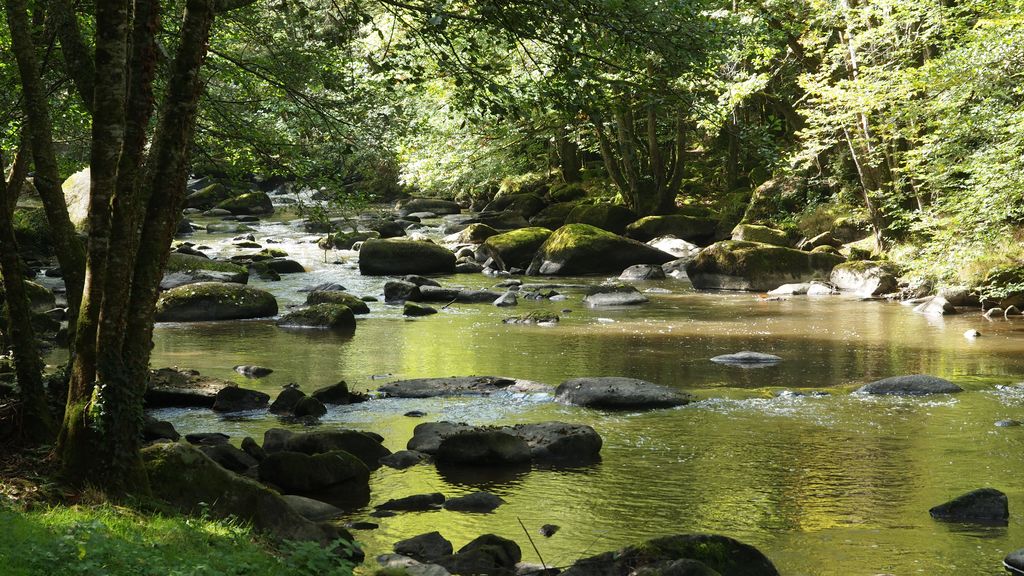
<box><xmin>5</xmin><ymin>0</ymin><xmax>87</xmax><ymax>317</ymax></box>
<box><xmin>554</xmin><ymin>128</ymin><xmax>581</xmax><ymax>183</ymax></box>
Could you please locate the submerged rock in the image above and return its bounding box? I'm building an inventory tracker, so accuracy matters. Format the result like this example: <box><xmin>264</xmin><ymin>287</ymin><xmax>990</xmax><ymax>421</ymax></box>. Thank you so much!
<box><xmin>380</xmin><ymin>450</ymin><xmax>430</xmax><ymax>469</ymax></box>
<box><xmin>377</xmin><ymin>492</ymin><xmax>446</xmax><ymax>512</ymax></box>
<box><xmin>929</xmin><ymin>487</ymin><xmax>1008</xmax><ymax>523</ymax></box>
<box><xmin>710</xmin><ymin>351</ymin><xmax>782</xmax><ymax>367</ymax></box>
<box><xmin>379</xmin><ymin>376</ymin><xmax>520</xmax><ymax>398</ymax></box>
<box><xmin>855</xmin><ymin>374</ymin><xmax>963</xmax><ymax>395</ymax></box>
<box><xmin>443</xmin><ymin>492</ymin><xmax>505</xmax><ymax>513</ymax></box>
<box><xmin>555</xmin><ymin>377</ymin><xmax>690</xmax><ymax>410</ymax></box>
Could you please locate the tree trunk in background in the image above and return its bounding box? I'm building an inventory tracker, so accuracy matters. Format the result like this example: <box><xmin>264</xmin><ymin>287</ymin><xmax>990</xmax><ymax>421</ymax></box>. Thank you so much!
<box><xmin>0</xmin><ymin>152</ymin><xmax>52</xmax><ymax>444</ymax></box>
<box><xmin>555</xmin><ymin>128</ymin><xmax>581</xmax><ymax>183</ymax></box>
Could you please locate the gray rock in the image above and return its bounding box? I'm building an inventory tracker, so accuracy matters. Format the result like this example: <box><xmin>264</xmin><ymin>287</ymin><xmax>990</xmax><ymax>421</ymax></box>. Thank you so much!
<box><xmin>269</xmin><ymin>387</ymin><xmax>306</xmax><ymax>414</ymax></box>
<box><xmin>929</xmin><ymin>487</ymin><xmax>1008</xmax><ymax>523</ymax></box>
<box><xmin>494</xmin><ymin>292</ymin><xmax>518</xmax><ymax>307</ymax></box>
<box><xmin>234</xmin><ymin>365</ymin><xmax>273</xmax><ymax>378</ymax></box>
<box><xmin>619</xmin><ymin>264</ymin><xmax>666</xmax><ymax>281</ymax></box>
<box><xmin>212</xmin><ymin>387</ymin><xmax>270</xmax><ymax>412</ymax></box>
<box><xmin>710</xmin><ymin>351</ymin><xmax>782</xmax><ymax>367</ymax></box>
<box><xmin>443</xmin><ymin>492</ymin><xmax>505</xmax><ymax>513</ymax></box>
<box><xmin>395</xmin><ymin>531</ymin><xmax>454</xmax><ymax>563</ymax></box>
<box><xmin>435</xmin><ymin>430</ymin><xmax>532</xmax><ymax>466</ymax></box>
<box><xmin>142</xmin><ymin>415</ymin><xmax>180</xmax><ymax>442</ymax></box>
<box><xmin>380</xmin><ymin>376</ymin><xmax>519</xmax><ymax>398</ymax></box>
<box><xmin>913</xmin><ymin>295</ymin><xmax>957</xmax><ymax>316</ymax></box>
<box><xmin>560</xmin><ymin>534</ymin><xmax>779</xmax><ymax>576</ymax></box>
<box><xmin>377</xmin><ymin>554</ymin><xmax>453</xmax><ymax>576</ymax></box>
<box><xmin>1005</xmin><ymin>549</ymin><xmax>1024</xmax><ymax>575</ymax></box>
<box><xmin>506</xmin><ymin>422</ymin><xmax>602</xmax><ymax>463</ymax></box>
<box><xmin>385</xmin><ymin>280</ymin><xmax>421</xmax><ymax>303</ymax></box>
<box><xmin>376</xmin><ymin>492</ymin><xmax>446</xmax><ymax>511</ymax></box>
<box><xmin>583</xmin><ymin>284</ymin><xmax>649</xmax><ymax>307</ymax></box>
<box><xmin>359</xmin><ymin>239</ymin><xmax>456</xmax><ymax>276</ymax></box>
<box><xmin>830</xmin><ymin>262</ymin><xmax>899</xmax><ymax>296</ymax></box>
<box><xmin>437</xmin><ymin>534</ymin><xmax>522</xmax><ymax>576</ymax></box>
<box><xmin>380</xmin><ymin>450</ymin><xmax>430</xmax><ymax>469</ymax></box>
<box><xmin>264</xmin><ymin>429</ymin><xmax>391</xmax><ymax>470</ymax></box>
<box><xmin>996</xmin><ymin>419</ymin><xmax>1022</xmax><ymax>427</ymax></box>
<box><xmin>199</xmin><ymin>444</ymin><xmax>258</xmax><ymax>473</ymax></box>
<box><xmin>766</xmin><ymin>283</ymin><xmax>810</xmax><ymax>296</ymax></box>
<box><xmin>555</xmin><ymin>377</ymin><xmax>690</xmax><ymax>410</ymax></box>
<box><xmin>281</xmin><ymin>494</ymin><xmax>344</xmax><ymax>521</ymax></box>
<box><xmin>647</xmin><ymin>235</ymin><xmax>700</xmax><ymax>259</ymax></box>
<box><xmin>855</xmin><ymin>374</ymin><xmax>963</xmax><ymax>396</ymax></box>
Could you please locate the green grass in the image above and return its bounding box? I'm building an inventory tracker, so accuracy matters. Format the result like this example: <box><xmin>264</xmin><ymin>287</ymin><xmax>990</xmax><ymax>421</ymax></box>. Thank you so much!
<box><xmin>0</xmin><ymin>503</ymin><xmax>355</xmax><ymax>576</ymax></box>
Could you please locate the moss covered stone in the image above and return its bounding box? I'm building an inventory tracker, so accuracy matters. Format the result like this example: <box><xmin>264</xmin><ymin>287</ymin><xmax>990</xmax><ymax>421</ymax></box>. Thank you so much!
<box><xmin>155</xmin><ymin>282</ymin><xmax>278</xmax><ymax>322</ymax></box>
<box><xmin>214</xmin><ymin>191</ymin><xmax>274</xmax><ymax>215</ymax></box>
<box><xmin>319</xmin><ymin>231</ymin><xmax>380</xmax><ymax>250</ymax></box>
<box><xmin>142</xmin><ymin>443</ymin><xmax>357</xmax><ymax>547</ymax></box>
<box><xmin>549</xmin><ymin>182</ymin><xmax>588</xmax><ymax>203</ymax></box>
<box><xmin>0</xmin><ymin>277</ymin><xmax>56</xmax><ymax>313</ymax></box>
<box><xmin>403</xmin><ymin>302</ymin><xmax>437</xmax><ymax>316</ymax></box>
<box><xmin>730</xmin><ymin>224</ymin><xmax>792</xmax><ymax>247</ymax></box>
<box><xmin>185</xmin><ymin>183</ymin><xmax>234</xmax><ymax>210</ymax></box>
<box><xmin>561</xmin><ymin>534</ymin><xmax>779</xmax><ymax>576</ymax></box>
<box><xmin>305</xmin><ymin>290</ymin><xmax>371</xmax><ymax>314</ymax></box>
<box><xmin>526</xmin><ymin>224</ymin><xmax>674</xmax><ymax>276</ymax></box>
<box><xmin>456</xmin><ymin>223</ymin><xmax>500</xmax><ymax>244</ymax></box>
<box><xmin>12</xmin><ymin>207</ymin><xmax>53</xmax><ymax>256</ymax></box>
<box><xmin>163</xmin><ymin>253</ymin><xmax>249</xmax><ymax>289</ymax></box>
<box><xmin>480</xmin><ymin>227</ymin><xmax>553</xmax><ymax>270</ymax></box>
<box><xmin>625</xmin><ymin>215</ymin><xmax>717</xmax><ymax>243</ymax></box>
<box><xmin>529</xmin><ymin>202</ymin><xmax>578</xmax><ymax>230</ymax></box>
<box><xmin>483</xmin><ymin>193</ymin><xmax>547</xmax><ymax>218</ymax></box>
<box><xmin>359</xmin><ymin>239</ymin><xmax>456</xmax><ymax>276</ymax></box>
<box><xmin>565</xmin><ymin>203</ymin><xmax>638</xmax><ymax>234</ymax></box>
<box><xmin>277</xmin><ymin>304</ymin><xmax>356</xmax><ymax>331</ymax></box>
<box><xmin>686</xmin><ymin>240</ymin><xmax>844</xmax><ymax>291</ymax></box>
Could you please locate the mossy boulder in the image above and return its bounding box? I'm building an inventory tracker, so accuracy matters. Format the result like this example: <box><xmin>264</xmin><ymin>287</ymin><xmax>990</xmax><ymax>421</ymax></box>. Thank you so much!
<box><xmin>403</xmin><ymin>302</ymin><xmax>437</xmax><ymax>316</ymax></box>
<box><xmin>830</xmin><ymin>261</ymin><xmax>900</xmax><ymax>296</ymax></box>
<box><xmin>0</xmin><ymin>277</ymin><xmax>56</xmax><ymax>313</ymax></box>
<box><xmin>549</xmin><ymin>182</ymin><xmax>587</xmax><ymax>203</ymax></box>
<box><xmin>685</xmin><ymin>240</ymin><xmax>844</xmax><ymax>291</ymax></box>
<box><xmin>185</xmin><ymin>183</ymin><xmax>234</xmax><ymax>210</ymax></box>
<box><xmin>479</xmin><ymin>227</ymin><xmax>553</xmax><ymax>270</ymax></box>
<box><xmin>142</xmin><ymin>443</ymin><xmax>359</xmax><ymax>549</ymax></box>
<box><xmin>482</xmin><ymin>193</ymin><xmax>547</xmax><ymax>218</ymax></box>
<box><xmin>12</xmin><ymin>207</ymin><xmax>53</xmax><ymax>256</ymax></box>
<box><xmin>257</xmin><ymin>449</ymin><xmax>371</xmax><ymax>507</ymax></box>
<box><xmin>529</xmin><ymin>202</ymin><xmax>578</xmax><ymax>230</ymax></box>
<box><xmin>625</xmin><ymin>215</ymin><xmax>717</xmax><ymax>244</ymax></box>
<box><xmin>526</xmin><ymin>224</ymin><xmax>674</xmax><ymax>276</ymax></box>
<box><xmin>277</xmin><ymin>304</ymin><xmax>356</xmax><ymax>331</ymax></box>
<box><xmin>305</xmin><ymin>290</ymin><xmax>370</xmax><ymax>314</ymax></box>
<box><xmin>162</xmin><ymin>253</ymin><xmax>249</xmax><ymax>289</ymax></box>
<box><xmin>215</xmin><ymin>191</ymin><xmax>274</xmax><ymax>215</ymax></box>
<box><xmin>455</xmin><ymin>223</ymin><xmax>500</xmax><ymax>244</ymax></box>
<box><xmin>741</xmin><ymin>176</ymin><xmax>822</xmax><ymax>224</ymax></box>
<box><xmin>359</xmin><ymin>239</ymin><xmax>456</xmax><ymax>276</ymax></box>
<box><xmin>154</xmin><ymin>282</ymin><xmax>278</xmax><ymax>322</ymax></box>
<box><xmin>264</xmin><ymin>429</ymin><xmax>391</xmax><ymax>470</ymax></box>
<box><xmin>396</xmin><ymin>197</ymin><xmax>461</xmax><ymax>216</ymax></box>
<box><xmin>561</xmin><ymin>534</ymin><xmax>779</xmax><ymax>576</ymax></box>
<box><xmin>319</xmin><ymin>231</ymin><xmax>380</xmax><ymax>250</ymax></box>
<box><xmin>565</xmin><ymin>204</ymin><xmax>638</xmax><ymax>234</ymax></box>
<box><xmin>730</xmin><ymin>224</ymin><xmax>792</xmax><ymax>247</ymax></box>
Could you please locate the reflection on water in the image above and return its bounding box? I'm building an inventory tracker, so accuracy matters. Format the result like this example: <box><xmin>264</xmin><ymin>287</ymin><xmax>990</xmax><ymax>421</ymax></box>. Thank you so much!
<box><xmin>141</xmin><ymin>214</ymin><xmax>1024</xmax><ymax>575</ymax></box>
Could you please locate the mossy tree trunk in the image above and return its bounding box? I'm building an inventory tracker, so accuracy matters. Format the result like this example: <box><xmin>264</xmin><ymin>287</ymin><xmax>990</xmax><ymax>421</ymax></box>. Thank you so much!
<box><xmin>53</xmin><ymin>0</ymin><xmax>250</xmax><ymax>494</ymax></box>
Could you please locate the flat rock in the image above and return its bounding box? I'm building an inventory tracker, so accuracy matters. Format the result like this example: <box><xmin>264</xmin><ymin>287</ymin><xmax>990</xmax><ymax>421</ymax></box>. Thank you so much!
<box><xmin>555</xmin><ymin>377</ymin><xmax>691</xmax><ymax>410</ymax></box>
<box><xmin>443</xmin><ymin>492</ymin><xmax>505</xmax><ymax>513</ymax></box>
<box><xmin>583</xmin><ymin>284</ymin><xmax>649</xmax><ymax>307</ymax></box>
<box><xmin>380</xmin><ymin>450</ymin><xmax>430</xmax><ymax>469</ymax></box>
<box><xmin>145</xmin><ymin>367</ymin><xmax>232</xmax><ymax>408</ymax></box>
<box><xmin>281</xmin><ymin>494</ymin><xmax>344</xmax><ymax>521</ymax></box>
<box><xmin>394</xmin><ymin>531</ymin><xmax>454</xmax><ymax>563</ymax></box>
<box><xmin>855</xmin><ymin>374</ymin><xmax>963</xmax><ymax>396</ymax></box>
<box><xmin>376</xmin><ymin>492</ymin><xmax>446</xmax><ymax>512</ymax></box>
<box><xmin>710</xmin><ymin>351</ymin><xmax>782</xmax><ymax>366</ymax></box>
<box><xmin>379</xmin><ymin>376</ymin><xmax>521</xmax><ymax>398</ymax></box>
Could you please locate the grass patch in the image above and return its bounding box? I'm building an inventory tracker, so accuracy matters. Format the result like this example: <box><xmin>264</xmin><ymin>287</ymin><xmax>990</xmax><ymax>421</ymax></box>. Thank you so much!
<box><xmin>0</xmin><ymin>502</ymin><xmax>356</xmax><ymax>576</ymax></box>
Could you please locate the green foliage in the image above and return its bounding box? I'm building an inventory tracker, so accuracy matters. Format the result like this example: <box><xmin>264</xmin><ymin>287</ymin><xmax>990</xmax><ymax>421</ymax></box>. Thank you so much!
<box><xmin>0</xmin><ymin>503</ymin><xmax>355</xmax><ymax>576</ymax></box>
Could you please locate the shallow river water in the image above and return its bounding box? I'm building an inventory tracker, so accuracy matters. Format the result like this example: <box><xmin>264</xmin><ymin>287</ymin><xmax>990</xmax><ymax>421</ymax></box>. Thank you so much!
<box><xmin>141</xmin><ymin>211</ymin><xmax>1024</xmax><ymax>576</ymax></box>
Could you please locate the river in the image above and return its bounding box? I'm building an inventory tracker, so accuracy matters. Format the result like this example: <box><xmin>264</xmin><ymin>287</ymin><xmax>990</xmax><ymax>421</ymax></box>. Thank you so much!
<box><xmin>142</xmin><ymin>209</ymin><xmax>1024</xmax><ymax>575</ymax></box>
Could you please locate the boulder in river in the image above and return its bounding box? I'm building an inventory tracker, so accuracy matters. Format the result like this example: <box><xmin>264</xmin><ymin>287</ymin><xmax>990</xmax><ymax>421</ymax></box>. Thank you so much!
<box><xmin>380</xmin><ymin>450</ymin><xmax>430</xmax><ymax>470</ymax></box>
<box><xmin>162</xmin><ymin>253</ymin><xmax>248</xmax><ymax>289</ymax></box>
<box><xmin>527</xmin><ymin>224</ymin><xmax>674</xmax><ymax>276</ymax></box>
<box><xmin>397</xmin><ymin>197</ymin><xmax>462</xmax><ymax>217</ymax></box>
<box><xmin>281</xmin><ymin>494</ymin><xmax>344</xmax><ymax>522</ymax></box>
<box><xmin>710</xmin><ymin>351</ymin><xmax>782</xmax><ymax>367</ymax></box>
<box><xmin>686</xmin><ymin>240</ymin><xmax>844</xmax><ymax>292</ymax></box>
<box><xmin>379</xmin><ymin>376</ymin><xmax>522</xmax><ymax>398</ymax></box>
<box><xmin>263</xmin><ymin>428</ymin><xmax>391</xmax><ymax>470</ymax></box>
<box><xmin>277</xmin><ymin>304</ymin><xmax>356</xmax><ymax>331</ymax></box>
<box><xmin>199</xmin><ymin>444</ymin><xmax>259</xmax><ymax>473</ymax></box>
<box><xmin>506</xmin><ymin>421</ymin><xmax>602</xmax><ymax>463</ymax></box>
<box><xmin>404</xmin><ymin>302</ymin><xmax>438</xmax><ymax>316</ymax></box>
<box><xmin>258</xmin><ymin>449</ymin><xmax>370</xmax><ymax>505</ymax></box>
<box><xmin>731</xmin><ymin>224</ymin><xmax>792</xmax><ymax>247</ymax></box>
<box><xmin>619</xmin><ymin>264</ymin><xmax>667</xmax><ymax>281</ymax></box>
<box><xmin>584</xmin><ymin>284</ymin><xmax>649</xmax><ymax>307</ymax></box>
<box><xmin>565</xmin><ymin>204</ymin><xmax>637</xmax><ymax>235</ymax></box>
<box><xmin>625</xmin><ymin>215</ymin><xmax>717</xmax><ymax>244</ymax></box>
<box><xmin>929</xmin><ymin>487</ymin><xmax>1008</xmax><ymax>523</ymax></box>
<box><xmin>555</xmin><ymin>377</ymin><xmax>691</xmax><ymax>410</ymax></box>
<box><xmin>305</xmin><ymin>290</ymin><xmax>370</xmax><ymax>314</ymax></box>
<box><xmin>377</xmin><ymin>492</ymin><xmax>446</xmax><ymax>512</ymax></box>
<box><xmin>155</xmin><ymin>282</ymin><xmax>278</xmax><ymax>322</ymax></box>
<box><xmin>443</xmin><ymin>492</ymin><xmax>505</xmax><ymax>513</ymax></box>
<box><xmin>855</xmin><ymin>374</ymin><xmax>963</xmax><ymax>396</ymax></box>
<box><xmin>385</xmin><ymin>280</ymin><xmax>421</xmax><ymax>303</ymax></box>
<box><xmin>234</xmin><ymin>365</ymin><xmax>273</xmax><ymax>378</ymax></box>
<box><xmin>479</xmin><ymin>227</ymin><xmax>552</xmax><ymax>270</ymax></box>
<box><xmin>648</xmin><ymin>235</ymin><xmax>701</xmax><ymax>259</ymax></box>
<box><xmin>435</xmin><ymin>429</ymin><xmax>532</xmax><ymax>466</ymax></box>
<box><xmin>830</xmin><ymin>261</ymin><xmax>899</xmax><ymax>296</ymax></box>
<box><xmin>436</xmin><ymin>534</ymin><xmax>522</xmax><ymax>576</ymax></box>
<box><xmin>529</xmin><ymin>202</ymin><xmax>577</xmax><ymax>230</ymax></box>
<box><xmin>359</xmin><ymin>239</ymin><xmax>456</xmax><ymax>276</ymax></box>
<box><xmin>394</xmin><ymin>531</ymin><xmax>454</xmax><ymax>563</ymax></box>
<box><xmin>311</xmin><ymin>380</ymin><xmax>366</xmax><ymax>405</ymax></box>
<box><xmin>1005</xmin><ymin>550</ymin><xmax>1024</xmax><ymax>575</ymax></box>
<box><xmin>913</xmin><ymin>295</ymin><xmax>957</xmax><ymax>316</ymax></box>
<box><xmin>145</xmin><ymin>367</ymin><xmax>233</xmax><ymax>408</ymax></box>
<box><xmin>212</xmin><ymin>386</ymin><xmax>270</xmax><ymax>412</ymax></box>
<box><xmin>560</xmin><ymin>534</ymin><xmax>780</xmax><ymax>576</ymax></box>
<box><xmin>142</xmin><ymin>415</ymin><xmax>180</xmax><ymax>442</ymax></box>
<box><xmin>215</xmin><ymin>191</ymin><xmax>274</xmax><ymax>215</ymax></box>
